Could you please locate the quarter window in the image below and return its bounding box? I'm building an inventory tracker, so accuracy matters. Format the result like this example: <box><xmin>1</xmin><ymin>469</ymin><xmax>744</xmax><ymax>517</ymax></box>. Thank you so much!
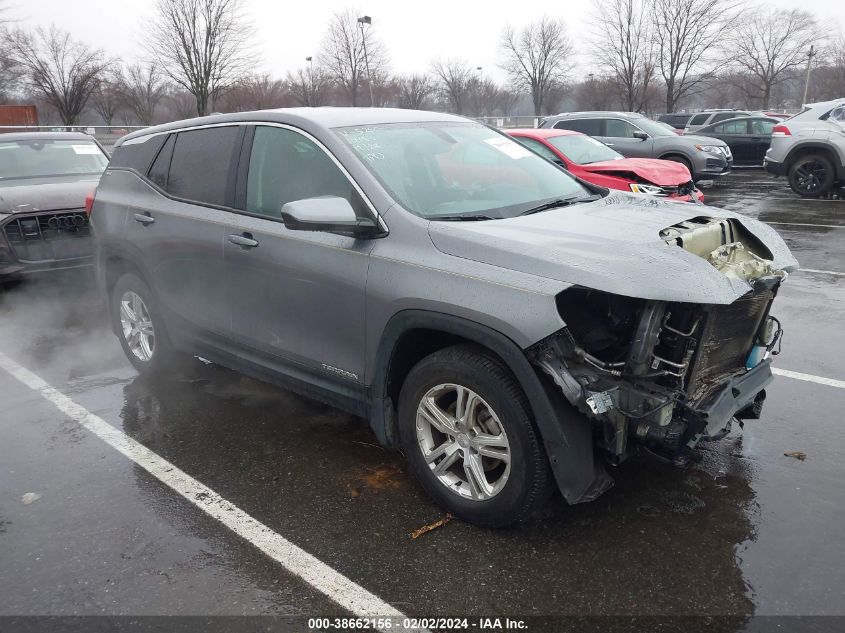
<box><xmin>166</xmin><ymin>126</ymin><xmax>241</xmax><ymax>207</ymax></box>
<box><xmin>689</xmin><ymin>113</ymin><xmax>710</xmax><ymax>126</ymax></box>
<box><xmin>245</xmin><ymin>126</ymin><xmax>360</xmax><ymax>219</ymax></box>
<box><xmin>147</xmin><ymin>134</ymin><xmax>175</xmax><ymax>189</ymax></box>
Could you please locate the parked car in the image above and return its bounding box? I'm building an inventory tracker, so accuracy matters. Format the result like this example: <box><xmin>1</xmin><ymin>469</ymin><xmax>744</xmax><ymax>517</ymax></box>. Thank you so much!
<box><xmin>764</xmin><ymin>98</ymin><xmax>845</xmax><ymax>197</ymax></box>
<box><xmin>540</xmin><ymin>111</ymin><xmax>733</xmax><ymax>181</ymax></box>
<box><xmin>763</xmin><ymin>112</ymin><xmax>791</xmax><ymax>121</ymax></box>
<box><xmin>94</xmin><ymin>108</ymin><xmax>796</xmax><ymax>527</ymax></box>
<box><xmin>0</xmin><ymin>132</ymin><xmax>108</xmax><ymax>280</ymax></box>
<box><xmin>657</xmin><ymin>113</ymin><xmax>693</xmax><ymax>130</ymax></box>
<box><xmin>694</xmin><ymin>116</ymin><xmax>780</xmax><ymax>166</ymax></box>
<box><xmin>507</xmin><ymin>128</ymin><xmax>703</xmax><ymax>202</ymax></box>
<box><xmin>683</xmin><ymin>110</ymin><xmax>752</xmax><ymax>134</ymax></box>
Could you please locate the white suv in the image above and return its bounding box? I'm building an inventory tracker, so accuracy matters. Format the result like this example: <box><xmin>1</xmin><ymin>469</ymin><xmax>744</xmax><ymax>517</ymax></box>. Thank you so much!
<box><xmin>764</xmin><ymin>99</ymin><xmax>845</xmax><ymax>197</ymax></box>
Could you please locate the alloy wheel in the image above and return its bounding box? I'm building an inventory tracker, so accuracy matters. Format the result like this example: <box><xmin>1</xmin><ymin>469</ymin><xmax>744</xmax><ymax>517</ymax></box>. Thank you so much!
<box><xmin>795</xmin><ymin>160</ymin><xmax>827</xmax><ymax>192</ymax></box>
<box><xmin>415</xmin><ymin>383</ymin><xmax>511</xmax><ymax>501</ymax></box>
<box><xmin>119</xmin><ymin>291</ymin><xmax>155</xmax><ymax>362</ymax></box>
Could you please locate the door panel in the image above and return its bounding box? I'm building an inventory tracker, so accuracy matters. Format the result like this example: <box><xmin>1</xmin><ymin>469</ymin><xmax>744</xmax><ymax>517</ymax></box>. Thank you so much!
<box><xmin>599</xmin><ymin>119</ymin><xmax>653</xmax><ymax>158</ymax></box>
<box><xmin>226</xmin><ymin>125</ymin><xmax>373</xmax><ymax>382</ymax></box>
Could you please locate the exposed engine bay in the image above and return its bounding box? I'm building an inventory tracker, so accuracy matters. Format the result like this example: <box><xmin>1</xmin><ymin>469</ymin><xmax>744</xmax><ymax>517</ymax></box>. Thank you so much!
<box><xmin>529</xmin><ymin>217</ymin><xmax>786</xmax><ymax>466</ymax></box>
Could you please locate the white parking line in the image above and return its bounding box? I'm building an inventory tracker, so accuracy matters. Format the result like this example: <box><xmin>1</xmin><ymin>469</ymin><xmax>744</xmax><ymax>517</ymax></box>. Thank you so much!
<box><xmin>800</xmin><ymin>268</ymin><xmax>845</xmax><ymax>277</ymax></box>
<box><xmin>765</xmin><ymin>221</ymin><xmax>845</xmax><ymax>229</ymax></box>
<box><xmin>773</xmin><ymin>368</ymin><xmax>845</xmax><ymax>390</ymax></box>
<box><xmin>0</xmin><ymin>351</ymin><xmax>411</xmax><ymax>631</ymax></box>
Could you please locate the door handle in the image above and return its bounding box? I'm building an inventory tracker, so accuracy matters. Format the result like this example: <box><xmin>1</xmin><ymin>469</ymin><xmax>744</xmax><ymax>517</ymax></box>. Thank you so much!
<box><xmin>751</xmin><ymin>137</ymin><xmax>762</xmax><ymax>141</ymax></box>
<box><xmin>605</xmin><ymin>143</ymin><xmax>615</xmax><ymax>147</ymax></box>
<box><xmin>134</xmin><ymin>213</ymin><xmax>155</xmax><ymax>225</ymax></box>
<box><xmin>228</xmin><ymin>233</ymin><xmax>259</xmax><ymax>248</ymax></box>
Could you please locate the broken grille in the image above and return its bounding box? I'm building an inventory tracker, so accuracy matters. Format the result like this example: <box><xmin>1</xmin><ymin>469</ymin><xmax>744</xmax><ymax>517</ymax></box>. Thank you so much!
<box><xmin>2</xmin><ymin>210</ymin><xmax>92</xmax><ymax>263</ymax></box>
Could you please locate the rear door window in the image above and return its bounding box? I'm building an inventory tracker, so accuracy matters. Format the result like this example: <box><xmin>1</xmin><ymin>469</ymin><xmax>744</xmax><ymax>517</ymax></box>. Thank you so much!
<box><xmin>554</xmin><ymin>118</ymin><xmax>602</xmax><ymax>136</ymax></box>
<box><xmin>689</xmin><ymin>113</ymin><xmax>710</xmax><ymax>126</ymax></box>
<box><xmin>166</xmin><ymin>126</ymin><xmax>241</xmax><ymax>207</ymax></box>
<box><xmin>720</xmin><ymin>120</ymin><xmax>748</xmax><ymax>134</ymax></box>
<box><xmin>750</xmin><ymin>119</ymin><xmax>776</xmax><ymax>135</ymax></box>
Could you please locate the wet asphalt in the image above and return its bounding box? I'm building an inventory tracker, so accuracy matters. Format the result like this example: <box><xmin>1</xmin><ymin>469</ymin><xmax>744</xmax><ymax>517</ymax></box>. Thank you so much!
<box><xmin>1</xmin><ymin>171</ymin><xmax>844</xmax><ymax>630</ymax></box>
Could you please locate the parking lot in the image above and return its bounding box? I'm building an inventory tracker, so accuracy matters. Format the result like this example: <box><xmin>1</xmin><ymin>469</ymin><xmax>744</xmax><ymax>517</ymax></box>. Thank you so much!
<box><xmin>1</xmin><ymin>171</ymin><xmax>844</xmax><ymax>630</ymax></box>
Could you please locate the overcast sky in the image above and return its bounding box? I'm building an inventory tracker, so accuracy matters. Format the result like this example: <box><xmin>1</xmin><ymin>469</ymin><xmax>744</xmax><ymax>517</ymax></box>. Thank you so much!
<box><xmin>8</xmin><ymin>0</ymin><xmax>845</xmax><ymax>82</ymax></box>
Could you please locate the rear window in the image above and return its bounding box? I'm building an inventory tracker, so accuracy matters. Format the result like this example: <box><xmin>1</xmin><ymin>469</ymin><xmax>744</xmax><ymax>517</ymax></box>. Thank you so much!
<box><xmin>110</xmin><ymin>135</ymin><xmax>167</xmax><ymax>173</ymax></box>
<box><xmin>0</xmin><ymin>139</ymin><xmax>108</xmax><ymax>181</ymax></box>
<box><xmin>166</xmin><ymin>126</ymin><xmax>241</xmax><ymax>207</ymax></box>
<box><xmin>554</xmin><ymin>118</ymin><xmax>602</xmax><ymax>136</ymax></box>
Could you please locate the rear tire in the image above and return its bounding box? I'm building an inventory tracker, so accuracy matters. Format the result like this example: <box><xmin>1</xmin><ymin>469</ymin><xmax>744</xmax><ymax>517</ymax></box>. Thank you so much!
<box><xmin>397</xmin><ymin>344</ymin><xmax>554</xmax><ymax>528</ymax></box>
<box><xmin>788</xmin><ymin>154</ymin><xmax>835</xmax><ymax>197</ymax></box>
<box><xmin>111</xmin><ymin>273</ymin><xmax>179</xmax><ymax>375</ymax></box>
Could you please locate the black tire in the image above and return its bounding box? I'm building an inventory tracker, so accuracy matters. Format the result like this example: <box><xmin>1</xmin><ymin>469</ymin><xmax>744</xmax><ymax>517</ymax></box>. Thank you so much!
<box><xmin>788</xmin><ymin>154</ymin><xmax>835</xmax><ymax>197</ymax></box>
<box><xmin>397</xmin><ymin>344</ymin><xmax>554</xmax><ymax>528</ymax></box>
<box><xmin>663</xmin><ymin>154</ymin><xmax>695</xmax><ymax>180</ymax></box>
<box><xmin>111</xmin><ymin>273</ymin><xmax>179</xmax><ymax>375</ymax></box>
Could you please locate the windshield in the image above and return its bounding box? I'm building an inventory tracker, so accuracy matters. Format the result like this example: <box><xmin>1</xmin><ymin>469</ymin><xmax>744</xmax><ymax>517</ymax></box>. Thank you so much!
<box><xmin>0</xmin><ymin>139</ymin><xmax>108</xmax><ymax>181</ymax></box>
<box><xmin>546</xmin><ymin>135</ymin><xmax>622</xmax><ymax>164</ymax></box>
<box><xmin>336</xmin><ymin>122</ymin><xmax>591</xmax><ymax>219</ymax></box>
<box><xmin>632</xmin><ymin>118</ymin><xmax>677</xmax><ymax>138</ymax></box>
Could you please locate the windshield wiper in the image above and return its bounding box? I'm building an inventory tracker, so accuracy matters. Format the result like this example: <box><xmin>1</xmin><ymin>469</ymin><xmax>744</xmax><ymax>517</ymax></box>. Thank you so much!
<box><xmin>519</xmin><ymin>194</ymin><xmax>602</xmax><ymax>216</ymax></box>
<box><xmin>430</xmin><ymin>214</ymin><xmax>496</xmax><ymax>221</ymax></box>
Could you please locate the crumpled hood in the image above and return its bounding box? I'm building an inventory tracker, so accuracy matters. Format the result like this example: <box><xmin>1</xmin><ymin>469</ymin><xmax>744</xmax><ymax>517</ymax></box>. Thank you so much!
<box><xmin>579</xmin><ymin>158</ymin><xmax>692</xmax><ymax>186</ymax></box>
<box><xmin>0</xmin><ymin>176</ymin><xmax>98</xmax><ymax>214</ymax></box>
<box><xmin>428</xmin><ymin>193</ymin><xmax>798</xmax><ymax>304</ymax></box>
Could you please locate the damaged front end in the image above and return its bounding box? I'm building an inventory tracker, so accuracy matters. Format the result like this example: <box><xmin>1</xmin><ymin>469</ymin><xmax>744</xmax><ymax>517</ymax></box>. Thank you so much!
<box><xmin>529</xmin><ymin>216</ymin><xmax>787</xmax><ymax>467</ymax></box>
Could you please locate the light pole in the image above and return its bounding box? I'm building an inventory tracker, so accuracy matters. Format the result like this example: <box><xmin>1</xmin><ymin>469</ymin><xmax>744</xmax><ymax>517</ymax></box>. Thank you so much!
<box><xmin>357</xmin><ymin>15</ymin><xmax>374</xmax><ymax>107</ymax></box>
<box><xmin>802</xmin><ymin>45</ymin><xmax>816</xmax><ymax>107</ymax></box>
<box><xmin>305</xmin><ymin>57</ymin><xmax>314</xmax><ymax>106</ymax></box>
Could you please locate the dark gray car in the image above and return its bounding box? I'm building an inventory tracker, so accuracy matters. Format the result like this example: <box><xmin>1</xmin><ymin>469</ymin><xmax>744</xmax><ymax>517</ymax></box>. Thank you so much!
<box><xmin>0</xmin><ymin>132</ymin><xmax>108</xmax><ymax>279</ymax></box>
<box><xmin>540</xmin><ymin>112</ymin><xmax>733</xmax><ymax>181</ymax></box>
<box><xmin>93</xmin><ymin>108</ymin><xmax>796</xmax><ymax>527</ymax></box>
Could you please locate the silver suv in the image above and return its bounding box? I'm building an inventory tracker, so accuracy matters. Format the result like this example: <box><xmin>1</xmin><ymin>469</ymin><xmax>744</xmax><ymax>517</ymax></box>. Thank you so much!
<box><xmin>93</xmin><ymin>108</ymin><xmax>796</xmax><ymax>527</ymax></box>
<box><xmin>540</xmin><ymin>112</ymin><xmax>733</xmax><ymax>181</ymax></box>
<box><xmin>764</xmin><ymin>99</ymin><xmax>845</xmax><ymax>197</ymax></box>
<box><xmin>683</xmin><ymin>109</ymin><xmax>752</xmax><ymax>134</ymax></box>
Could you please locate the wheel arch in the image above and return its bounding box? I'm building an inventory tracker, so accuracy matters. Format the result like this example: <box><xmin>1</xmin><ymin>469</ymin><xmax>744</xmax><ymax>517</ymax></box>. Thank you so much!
<box><xmin>785</xmin><ymin>142</ymin><xmax>844</xmax><ymax>180</ymax></box>
<box><xmin>368</xmin><ymin>309</ymin><xmax>611</xmax><ymax>504</ymax></box>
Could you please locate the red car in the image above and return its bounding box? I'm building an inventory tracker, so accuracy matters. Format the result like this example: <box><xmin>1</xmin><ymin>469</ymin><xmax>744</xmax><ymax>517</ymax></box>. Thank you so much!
<box><xmin>507</xmin><ymin>128</ymin><xmax>704</xmax><ymax>203</ymax></box>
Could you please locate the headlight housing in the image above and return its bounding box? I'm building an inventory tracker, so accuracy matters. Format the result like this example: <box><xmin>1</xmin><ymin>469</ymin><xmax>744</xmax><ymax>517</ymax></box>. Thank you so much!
<box><xmin>630</xmin><ymin>183</ymin><xmax>664</xmax><ymax>195</ymax></box>
<box><xmin>695</xmin><ymin>144</ymin><xmax>723</xmax><ymax>155</ymax></box>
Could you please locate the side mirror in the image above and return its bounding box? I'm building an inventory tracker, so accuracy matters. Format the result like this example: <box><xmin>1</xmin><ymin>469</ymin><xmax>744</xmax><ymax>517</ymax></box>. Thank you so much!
<box><xmin>281</xmin><ymin>196</ymin><xmax>380</xmax><ymax>237</ymax></box>
<box><xmin>633</xmin><ymin>131</ymin><xmax>649</xmax><ymax>141</ymax></box>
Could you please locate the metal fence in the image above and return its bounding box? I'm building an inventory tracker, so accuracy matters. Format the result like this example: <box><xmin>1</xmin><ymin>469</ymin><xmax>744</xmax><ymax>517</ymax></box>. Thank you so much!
<box><xmin>474</xmin><ymin>116</ymin><xmax>543</xmax><ymax>128</ymax></box>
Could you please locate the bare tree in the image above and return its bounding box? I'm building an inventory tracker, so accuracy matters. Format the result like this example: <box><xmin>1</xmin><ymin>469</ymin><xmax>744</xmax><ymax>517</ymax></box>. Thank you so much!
<box><xmin>466</xmin><ymin>76</ymin><xmax>502</xmax><ymax>116</ymax></box>
<box><xmin>395</xmin><ymin>73</ymin><xmax>435</xmax><ymax>109</ymax></box>
<box><xmin>0</xmin><ymin>2</ymin><xmax>22</xmax><ymax>100</ymax></box>
<box><xmin>6</xmin><ymin>26</ymin><xmax>113</xmax><ymax>125</ymax></box>
<box><xmin>592</xmin><ymin>0</ymin><xmax>656</xmax><ymax>112</ymax></box>
<box><xmin>431</xmin><ymin>58</ymin><xmax>474</xmax><ymax>114</ymax></box>
<box><xmin>321</xmin><ymin>8</ymin><xmax>388</xmax><ymax>106</ymax></box>
<box><xmin>500</xmin><ymin>17</ymin><xmax>573</xmax><ymax>116</ymax></box>
<box><xmin>119</xmin><ymin>63</ymin><xmax>168</xmax><ymax>125</ymax></box>
<box><xmin>90</xmin><ymin>73</ymin><xmax>122</xmax><ymax>126</ymax></box>
<box><xmin>495</xmin><ymin>89</ymin><xmax>521</xmax><ymax>116</ymax></box>
<box><xmin>729</xmin><ymin>8</ymin><xmax>821</xmax><ymax>109</ymax></box>
<box><xmin>164</xmin><ymin>88</ymin><xmax>197</xmax><ymax>120</ymax></box>
<box><xmin>287</xmin><ymin>65</ymin><xmax>333</xmax><ymax>107</ymax></box>
<box><xmin>651</xmin><ymin>0</ymin><xmax>741</xmax><ymax>112</ymax></box>
<box><xmin>147</xmin><ymin>0</ymin><xmax>256</xmax><ymax>117</ymax></box>
<box><xmin>575</xmin><ymin>75</ymin><xmax>619</xmax><ymax>110</ymax></box>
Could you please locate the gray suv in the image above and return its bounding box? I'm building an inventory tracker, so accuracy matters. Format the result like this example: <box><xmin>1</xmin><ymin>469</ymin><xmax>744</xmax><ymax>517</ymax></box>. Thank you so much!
<box><xmin>541</xmin><ymin>112</ymin><xmax>733</xmax><ymax>181</ymax></box>
<box><xmin>93</xmin><ymin>108</ymin><xmax>796</xmax><ymax>527</ymax></box>
<box><xmin>764</xmin><ymin>98</ymin><xmax>845</xmax><ymax>197</ymax></box>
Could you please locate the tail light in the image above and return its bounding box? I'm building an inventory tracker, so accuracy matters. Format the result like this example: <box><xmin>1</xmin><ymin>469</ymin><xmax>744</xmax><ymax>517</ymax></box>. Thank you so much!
<box><xmin>84</xmin><ymin>188</ymin><xmax>96</xmax><ymax>216</ymax></box>
<box><xmin>772</xmin><ymin>125</ymin><xmax>791</xmax><ymax>137</ymax></box>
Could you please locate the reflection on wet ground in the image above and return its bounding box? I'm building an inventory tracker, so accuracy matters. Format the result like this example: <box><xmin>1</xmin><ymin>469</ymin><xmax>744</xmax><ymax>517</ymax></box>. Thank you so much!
<box><xmin>1</xmin><ymin>174</ymin><xmax>844</xmax><ymax>623</ymax></box>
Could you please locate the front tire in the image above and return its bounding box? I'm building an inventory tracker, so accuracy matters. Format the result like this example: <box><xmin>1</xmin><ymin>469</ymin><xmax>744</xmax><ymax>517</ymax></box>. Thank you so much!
<box><xmin>111</xmin><ymin>273</ymin><xmax>178</xmax><ymax>375</ymax></box>
<box><xmin>397</xmin><ymin>344</ymin><xmax>553</xmax><ymax>528</ymax></box>
<box><xmin>788</xmin><ymin>154</ymin><xmax>835</xmax><ymax>197</ymax></box>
